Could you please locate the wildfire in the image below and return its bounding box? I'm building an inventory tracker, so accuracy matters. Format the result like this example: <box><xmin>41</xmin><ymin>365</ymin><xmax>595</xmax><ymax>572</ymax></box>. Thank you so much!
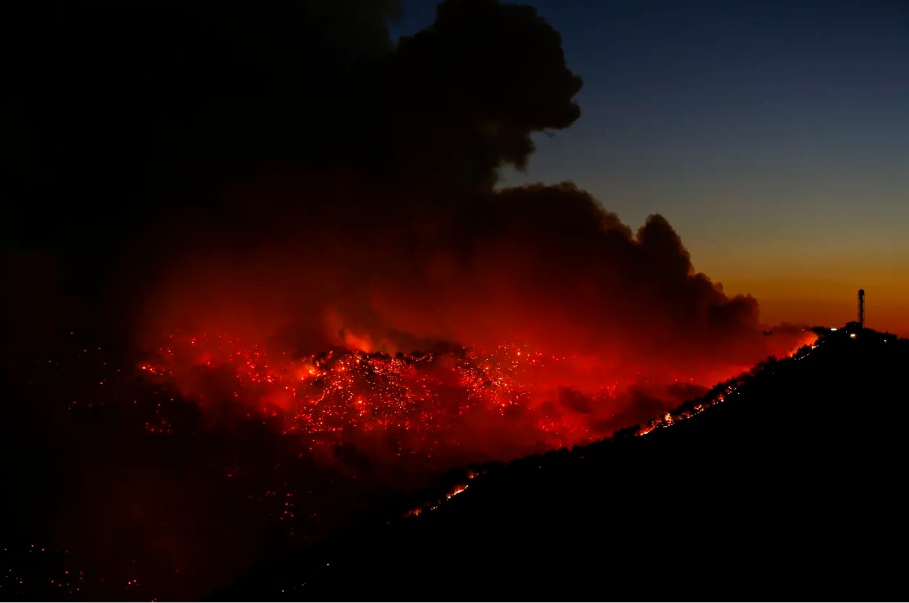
<box><xmin>137</xmin><ymin>328</ymin><xmax>818</xmax><ymax>458</ymax></box>
<box><xmin>139</xmin><ymin>331</ymin><xmax>588</xmax><ymax>451</ymax></box>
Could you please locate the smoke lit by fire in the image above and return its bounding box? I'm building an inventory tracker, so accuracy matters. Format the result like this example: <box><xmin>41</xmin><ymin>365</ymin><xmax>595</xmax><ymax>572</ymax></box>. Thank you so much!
<box><xmin>138</xmin><ymin>318</ymin><xmax>814</xmax><ymax>464</ymax></box>
<box><xmin>134</xmin><ymin>179</ymin><xmax>816</xmax><ymax>466</ymax></box>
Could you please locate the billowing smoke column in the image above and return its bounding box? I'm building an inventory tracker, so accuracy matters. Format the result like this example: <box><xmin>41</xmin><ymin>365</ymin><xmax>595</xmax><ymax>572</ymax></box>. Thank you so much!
<box><xmin>4</xmin><ymin>1</ymin><xmax>816</xmax><ymax>600</ymax></box>
<box><xmin>123</xmin><ymin>0</ymin><xmax>814</xmax><ymax>463</ymax></box>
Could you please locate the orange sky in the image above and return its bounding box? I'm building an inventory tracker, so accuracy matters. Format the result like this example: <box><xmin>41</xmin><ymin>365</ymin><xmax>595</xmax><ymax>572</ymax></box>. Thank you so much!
<box><xmin>691</xmin><ymin>254</ymin><xmax>909</xmax><ymax>338</ymax></box>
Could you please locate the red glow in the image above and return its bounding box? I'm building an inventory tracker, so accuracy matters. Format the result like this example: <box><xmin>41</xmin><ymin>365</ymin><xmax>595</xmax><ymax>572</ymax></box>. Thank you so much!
<box><xmin>139</xmin><ymin>328</ymin><xmax>817</xmax><ymax>462</ymax></box>
<box><xmin>129</xmin><ymin>181</ymin><xmax>820</xmax><ymax>484</ymax></box>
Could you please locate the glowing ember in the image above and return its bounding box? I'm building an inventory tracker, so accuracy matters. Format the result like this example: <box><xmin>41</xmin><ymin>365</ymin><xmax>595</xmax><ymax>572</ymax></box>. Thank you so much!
<box><xmin>141</xmin><ymin>332</ymin><xmax>586</xmax><ymax>452</ymax></box>
<box><xmin>138</xmin><ymin>329</ymin><xmax>818</xmax><ymax>459</ymax></box>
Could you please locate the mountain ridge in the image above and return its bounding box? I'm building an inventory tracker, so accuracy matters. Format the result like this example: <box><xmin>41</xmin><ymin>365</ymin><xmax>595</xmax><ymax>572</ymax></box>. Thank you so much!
<box><xmin>213</xmin><ymin>325</ymin><xmax>909</xmax><ymax>601</ymax></box>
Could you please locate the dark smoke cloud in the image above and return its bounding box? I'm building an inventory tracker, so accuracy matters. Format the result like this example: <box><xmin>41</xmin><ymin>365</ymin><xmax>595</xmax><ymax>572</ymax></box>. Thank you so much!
<box><xmin>388</xmin><ymin>0</ymin><xmax>582</xmax><ymax>187</ymax></box>
<box><xmin>5</xmin><ymin>0</ymin><xmax>585</xmax><ymax>349</ymax></box>
<box><xmin>4</xmin><ymin>0</ymin><xmax>580</xmax><ymax>247</ymax></box>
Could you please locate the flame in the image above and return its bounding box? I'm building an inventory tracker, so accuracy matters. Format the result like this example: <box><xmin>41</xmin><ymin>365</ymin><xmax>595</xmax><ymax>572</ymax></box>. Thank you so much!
<box><xmin>138</xmin><ymin>328</ymin><xmax>818</xmax><ymax>461</ymax></box>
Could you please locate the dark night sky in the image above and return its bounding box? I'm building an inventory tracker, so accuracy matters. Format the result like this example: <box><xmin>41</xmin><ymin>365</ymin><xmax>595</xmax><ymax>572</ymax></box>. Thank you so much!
<box><xmin>394</xmin><ymin>0</ymin><xmax>909</xmax><ymax>335</ymax></box>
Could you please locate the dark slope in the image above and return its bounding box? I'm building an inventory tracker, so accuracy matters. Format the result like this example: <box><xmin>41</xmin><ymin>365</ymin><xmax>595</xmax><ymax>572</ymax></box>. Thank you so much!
<box><xmin>214</xmin><ymin>328</ymin><xmax>909</xmax><ymax>601</ymax></box>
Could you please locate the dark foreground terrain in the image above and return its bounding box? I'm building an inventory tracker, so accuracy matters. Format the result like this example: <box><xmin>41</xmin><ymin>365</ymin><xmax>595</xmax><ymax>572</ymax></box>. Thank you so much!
<box><xmin>215</xmin><ymin>326</ymin><xmax>909</xmax><ymax>601</ymax></box>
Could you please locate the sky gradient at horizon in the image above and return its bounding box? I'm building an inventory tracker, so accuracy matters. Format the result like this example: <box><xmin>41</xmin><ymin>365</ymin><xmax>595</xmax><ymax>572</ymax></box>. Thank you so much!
<box><xmin>392</xmin><ymin>0</ymin><xmax>909</xmax><ymax>335</ymax></box>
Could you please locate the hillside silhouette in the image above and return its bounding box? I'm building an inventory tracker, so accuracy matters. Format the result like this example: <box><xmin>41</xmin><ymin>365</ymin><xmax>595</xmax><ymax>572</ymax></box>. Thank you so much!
<box><xmin>214</xmin><ymin>325</ymin><xmax>909</xmax><ymax>601</ymax></box>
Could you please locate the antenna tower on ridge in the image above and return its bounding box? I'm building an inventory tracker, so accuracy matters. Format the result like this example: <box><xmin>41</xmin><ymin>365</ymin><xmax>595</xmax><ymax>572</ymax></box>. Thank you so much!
<box><xmin>858</xmin><ymin>289</ymin><xmax>865</xmax><ymax>329</ymax></box>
